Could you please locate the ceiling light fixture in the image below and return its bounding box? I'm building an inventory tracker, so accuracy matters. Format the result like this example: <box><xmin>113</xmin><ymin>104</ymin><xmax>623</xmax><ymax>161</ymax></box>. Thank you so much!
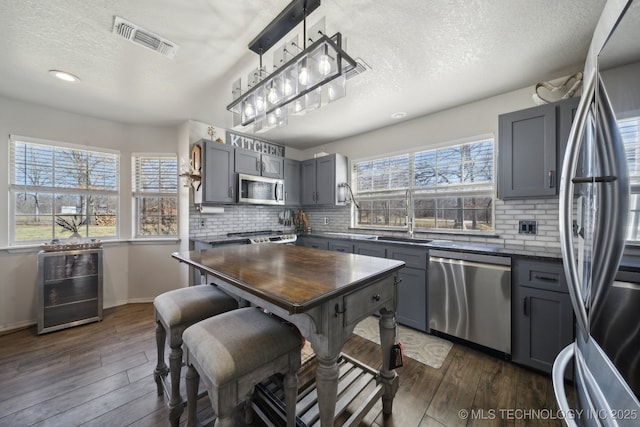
<box><xmin>49</xmin><ymin>70</ymin><xmax>80</xmax><ymax>82</ymax></box>
<box><xmin>226</xmin><ymin>0</ymin><xmax>358</xmax><ymax>133</ymax></box>
<box><xmin>391</xmin><ymin>111</ymin><xmax>406</xmax><ymax>119</ymax></box>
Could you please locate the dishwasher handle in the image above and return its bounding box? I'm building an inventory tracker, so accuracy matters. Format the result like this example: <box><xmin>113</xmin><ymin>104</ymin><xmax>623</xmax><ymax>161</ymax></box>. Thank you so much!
<box><xmin>429</xmin><ymin>256</ymin><xmax>511</xmax><ymax>272</ymax></box>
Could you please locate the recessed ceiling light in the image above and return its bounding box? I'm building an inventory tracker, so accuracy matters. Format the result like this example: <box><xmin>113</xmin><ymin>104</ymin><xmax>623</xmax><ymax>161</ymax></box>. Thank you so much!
<box><xmin>391</xmin><ymin>111</ymin><xmax>406</xmax><ymax>119</ymax></box>
<box><xmin>49</xmin><ymin>70</ymin><xmax>80</xmax><ymax>82</ymax></box>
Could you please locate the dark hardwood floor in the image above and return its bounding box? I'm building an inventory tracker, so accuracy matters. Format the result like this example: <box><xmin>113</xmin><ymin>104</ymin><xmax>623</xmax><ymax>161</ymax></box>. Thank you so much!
<box><xmin>0</xmin><ymin>304</ymin><xmax>567</xmax><ymax>426</ymax></box>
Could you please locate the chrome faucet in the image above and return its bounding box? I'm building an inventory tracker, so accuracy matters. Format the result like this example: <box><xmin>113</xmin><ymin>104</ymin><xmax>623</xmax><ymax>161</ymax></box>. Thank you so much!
<box><xmin>405</xmin><ymin>189</ymin><xmax>414</xmax><ymax>238</ymax></box>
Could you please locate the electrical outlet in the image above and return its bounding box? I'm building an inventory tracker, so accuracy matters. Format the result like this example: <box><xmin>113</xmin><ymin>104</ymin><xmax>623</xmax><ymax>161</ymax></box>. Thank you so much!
<box><xmin>518</xmin><ymin>220</ymin><xmax>537</xmax><ymax>235</ymax></box>
<box><xmin>323</xmin><ymin>217</ymin><xmax>329</xmax><ymax>225</ymax></box>
<box><xmin>200</xmin><ymin>219</ymin><xmax>206</xmax><ymax>227</ymax></box>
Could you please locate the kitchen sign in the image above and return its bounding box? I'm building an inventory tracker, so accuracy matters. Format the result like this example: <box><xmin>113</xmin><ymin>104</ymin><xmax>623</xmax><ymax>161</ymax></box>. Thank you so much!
<box><xmin>225</xmin><ymin>131</ymin><xmax>285</xmax><ymax>157</ymax></box>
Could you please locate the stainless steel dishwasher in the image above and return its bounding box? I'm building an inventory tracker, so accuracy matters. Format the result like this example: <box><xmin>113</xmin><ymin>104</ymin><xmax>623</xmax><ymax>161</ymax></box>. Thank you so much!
<box><xmin>428</xmin><ymin>249</ymin><xmax>512</xmax><ymax>355</ymax></box>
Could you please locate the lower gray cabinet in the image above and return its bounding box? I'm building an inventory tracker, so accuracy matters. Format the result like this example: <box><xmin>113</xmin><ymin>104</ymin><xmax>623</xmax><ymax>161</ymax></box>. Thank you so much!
<box><xmin>329</xmin><ymin>240</ymin><xmax>354</xmax><ymax>253</ymax></box>
<box><xmin>296</xmin><ymin>236</ymin><xmax>329</xmax><ymax>250</ymax></box>
<box><xmin>354</xmin><ymin>242</ymin><xmax>386</xmax><ymax>258</ymax></box>
<box><xmin>396</xmin><ymin>266</ymin><xmax>427</xmax><ymax>331</ymax></box>
<box><xmin>512</xmin><ymin>258</ymin><xmax>574</xmax><ymax>376</ymax></box>
<box><xmin>386</xmin><ymin>245</ymin><xmax>428</xmax><ymax>331</ymax></box>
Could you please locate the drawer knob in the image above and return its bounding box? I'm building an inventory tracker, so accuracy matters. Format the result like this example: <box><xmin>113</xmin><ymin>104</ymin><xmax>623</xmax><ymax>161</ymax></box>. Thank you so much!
<box><xmin>372</xmin><ymin>294</ymin><xmax>381</xmax><ymax>302</ymax></box>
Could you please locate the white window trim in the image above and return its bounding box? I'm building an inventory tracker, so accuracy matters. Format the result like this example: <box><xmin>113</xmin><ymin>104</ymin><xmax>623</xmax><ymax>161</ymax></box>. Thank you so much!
<box><xmin>131</xmin><ymin>152</ymin><xmax>178</xmax><ymax>239</ymax></box>
<box><xmin>9</xmin><ymin>135</ymin><xmax>120</xmax><ymax>245</ymax></box>
<box><xmin>350</xmin><ymin>134</ymin><xmax>496</xmax><ymax>234</ymax></box>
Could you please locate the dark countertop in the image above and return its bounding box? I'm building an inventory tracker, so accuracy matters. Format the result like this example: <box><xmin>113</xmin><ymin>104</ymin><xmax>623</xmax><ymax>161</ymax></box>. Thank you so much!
<box><xmin>192</xmin><ymin>232</ymin><xmax>640</xmax><ymax>272</ymax></box>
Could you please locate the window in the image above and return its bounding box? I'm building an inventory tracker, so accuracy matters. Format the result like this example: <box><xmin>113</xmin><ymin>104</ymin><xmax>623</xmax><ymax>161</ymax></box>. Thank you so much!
<box><xmin>623</xmin><ymin>117</ymin><xmax>640</xmax><ymax>241</ymax></box>
<box><xmin>10</xmin><ymin>136</ymin><xmax>119</xmax><ymax>244</ymax></box>
<box><xmin>353</xmin><ymin>137</ymin><xmax>495</xmax><ymax>232</ymax></box>
<box><xmin>132</xmin><ymin>154</ymin><xmax>178</xmax><ymax>237</ymax></box>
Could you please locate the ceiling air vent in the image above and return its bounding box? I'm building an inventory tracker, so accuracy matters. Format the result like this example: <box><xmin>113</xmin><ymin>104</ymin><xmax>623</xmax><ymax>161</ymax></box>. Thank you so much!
<box><xmin>112</xmin><ymin>16</ymin><xmax>179</xmax><ymax>59</ymax></box>
<box><xmin>345</xmin><ymin>57</ymin><xmax>370</xmax><ymax>80</ymax></box>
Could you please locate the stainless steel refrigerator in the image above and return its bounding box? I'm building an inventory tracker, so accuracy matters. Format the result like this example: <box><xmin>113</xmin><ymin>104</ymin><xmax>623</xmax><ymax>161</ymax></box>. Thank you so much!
<box><xmin>554</xmin><ymin>0</ymin><xmax>640</xmax><ymax>425</ymax></box>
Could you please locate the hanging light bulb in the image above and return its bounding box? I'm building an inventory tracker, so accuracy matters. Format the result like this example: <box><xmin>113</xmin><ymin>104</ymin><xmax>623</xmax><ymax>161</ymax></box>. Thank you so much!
<box><xmin>298</xmin><ymin>66</ymin><xmax>309</xmax><ymax>86</ymax></box>
<box><xmin>267</xmin><ymin>85</ymin><xmax>280</xmax><ymax>104</ymax></box>
<box><xmin>283</xmin><ymin>78</ymin><xmax>294</xmax><ymax>96</ymax></box>
<box><xmin>255</xmin><ymin>95</ymin><xmax>266</xmax><ymax>112</ymax></box>
<box><xmin>318</xmin><ymin>46</ymin><xmax>332</xmax><ymax>76</ymax></box>
<box><xmin>244</xmin><ymin>102</ymin><xmax>255</xmax><ymax>118</ymax></box>
<box><xmin>293</xmin><ymin>99</ymin><xmax>304</xmax><ymax>113</ymax></box>
<box><xmin>267</xmin><ymin>114</ymin><xmax>277</xmax><ymax>126</ymax></box>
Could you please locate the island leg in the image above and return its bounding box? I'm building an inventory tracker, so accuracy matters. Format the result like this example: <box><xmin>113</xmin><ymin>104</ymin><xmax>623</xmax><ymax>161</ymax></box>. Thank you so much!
<box><xmin>315</xmin><ymin>354</ymin><xmax>339</xmax><ymax>426</ymax></box>
<box><xmin>379</xmin><ymin>308</ymin><xmax>399</xmax><ymax>415</ymax></box>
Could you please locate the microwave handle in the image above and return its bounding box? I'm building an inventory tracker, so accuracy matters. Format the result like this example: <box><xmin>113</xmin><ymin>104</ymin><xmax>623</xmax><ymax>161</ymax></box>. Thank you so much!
<box><xmin>275</xmin><ymin>182</ymin><xmax>282</xmax><ymax>201</ymax></box>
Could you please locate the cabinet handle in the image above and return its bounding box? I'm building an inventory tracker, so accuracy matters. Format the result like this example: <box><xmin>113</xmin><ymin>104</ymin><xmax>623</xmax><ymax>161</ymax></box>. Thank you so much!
<box><xmin>336</xmin><ymin>248</ymin><xmax>345</xmax><ymax>252</ymax></box>
<box><xmin>548</xmin><ymin>170</ymin><xmax>555</xmax><ymax>188</ymax></box>
<box><xmin>523</xmin><ymin>296</ymin><xmax>530</xmax><ymax>316</ymax></box>
<box><xmin>534</xmin><ymin>274</ymin><xmax>557</xmax><ymax>282</ymax></box>
<box><xmin>372</xmin><ymin>294</ymin><xmax>381</xmax><ymax>302</ymax></box>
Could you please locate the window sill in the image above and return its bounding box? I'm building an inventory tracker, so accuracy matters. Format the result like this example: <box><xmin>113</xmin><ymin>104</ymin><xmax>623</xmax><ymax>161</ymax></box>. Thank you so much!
<box><xmin>1</xmin><ymin>238</ymin><xmax>180</xmax><ymax>253</ymax></box>
<box><xmin>349</xmin><ymin>226</ymin><xmax>500</xmax><ymax>239</ymax></box>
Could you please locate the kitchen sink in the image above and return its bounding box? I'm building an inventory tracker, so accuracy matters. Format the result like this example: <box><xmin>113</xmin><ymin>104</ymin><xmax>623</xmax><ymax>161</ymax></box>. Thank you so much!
<box><xmin>322</xmin><ymin>232</ymin><xmax>378</xmax><ymax>240</ymax></box>
<box><xmin>375</xmin><ymin>236</ymin><xmax>432</xmax><ymax>244</ymax></box>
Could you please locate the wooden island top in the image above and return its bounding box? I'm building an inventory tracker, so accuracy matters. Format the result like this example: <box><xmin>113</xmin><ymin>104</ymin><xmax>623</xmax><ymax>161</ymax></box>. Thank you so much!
<box><xmin>172</xmin><ymin>243</ymin><xmax>405</xmax><ymax>314</ymax></box>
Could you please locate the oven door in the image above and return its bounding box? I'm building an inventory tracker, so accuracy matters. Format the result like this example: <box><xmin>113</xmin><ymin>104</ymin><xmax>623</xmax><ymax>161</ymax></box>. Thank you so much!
<box><xmin>238</xmin><ymin>174</ymin><xmax>284</xmax><ymax>205</ymax></box>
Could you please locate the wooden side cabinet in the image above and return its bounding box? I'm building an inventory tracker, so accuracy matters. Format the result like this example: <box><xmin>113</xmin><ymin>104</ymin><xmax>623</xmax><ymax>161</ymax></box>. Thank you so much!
<box><xmin>38</xmin><ymin>248</ymin><xmax>103</xmax><ymax>334</ymax></box>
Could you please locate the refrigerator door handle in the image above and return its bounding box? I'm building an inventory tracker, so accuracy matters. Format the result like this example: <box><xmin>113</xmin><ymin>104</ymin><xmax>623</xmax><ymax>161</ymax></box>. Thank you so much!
<box><xmin>559</xmin><ymin>70</ymin><xmax>595</xmax><ymax>339</ymax></box>
<box><xmin>552</xmin><ymin>344</ymin><xmax>578</xmax><ymax>427</ymax></box>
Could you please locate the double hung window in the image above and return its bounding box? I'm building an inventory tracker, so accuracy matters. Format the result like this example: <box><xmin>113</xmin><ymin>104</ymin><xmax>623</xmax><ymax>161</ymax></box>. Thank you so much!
<box><xmin>9</xmin><ymin>136</ymin><xmax>119</xmax><ymax>244</ymax></box>
<box><xmin>622</xmin><ymin>118</ymin><xmax>640</xmax><ymax>241</ymax></box>
<box><xmin>353</xmin><ymin>137</ymin><xmax>495</xmax><ymax>232</ymax></box>
<box><xmin>132</xmin><ymin>154</ymin><xmax>178</xmax><ymax>237</ymax></box>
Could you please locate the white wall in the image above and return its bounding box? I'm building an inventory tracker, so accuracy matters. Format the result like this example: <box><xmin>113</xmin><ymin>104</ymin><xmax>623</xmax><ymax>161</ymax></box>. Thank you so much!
<box><xmin>300</xmin><ymin>86</ymin><xmax>536</xmax><ymax>160</ymax></box>
<box><xmin>0</xmin><ymin>95</ymin><xmax>183</xmax><ymax>331</ymax></box>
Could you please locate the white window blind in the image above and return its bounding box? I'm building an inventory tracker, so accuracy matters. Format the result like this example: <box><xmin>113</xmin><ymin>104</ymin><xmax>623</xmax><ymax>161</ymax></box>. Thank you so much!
<box><xmin>622</xmin><ymin>117</ymin><xmax>640</xmax><ymax>241</ymax></box>
<box><xmin>353</xmin><ymin>137</ymin><xmax>495</xmax><ymax>232</ymax></box>
<box><xmin>132</xmin><ymin>153</ymin><xmax>178</xmax><ymax>237</ymax></box>
<box><xmin>9</xmin><ymin>135</ymin><xmax>120</xmax><ymax>244</ymax></box>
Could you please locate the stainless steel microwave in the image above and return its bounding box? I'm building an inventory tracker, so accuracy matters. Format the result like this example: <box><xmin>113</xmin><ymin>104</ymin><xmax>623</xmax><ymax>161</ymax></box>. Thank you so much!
<box><xmin>238</xmin><ymin>173</ymin><xmax>284</xmax><ymax>205</ymax></box>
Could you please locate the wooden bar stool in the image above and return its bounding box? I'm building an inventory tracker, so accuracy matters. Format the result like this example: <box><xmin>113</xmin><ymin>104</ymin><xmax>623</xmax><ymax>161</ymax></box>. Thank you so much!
<box><xmin>183</xmin><ymin>307</ymin><xmax>303</xmax><ymax>427</ymax></box>
<box><xmin>153</xmin><ymin>285</ymin><xmax>238</xmax><ymax>426</ymax></box>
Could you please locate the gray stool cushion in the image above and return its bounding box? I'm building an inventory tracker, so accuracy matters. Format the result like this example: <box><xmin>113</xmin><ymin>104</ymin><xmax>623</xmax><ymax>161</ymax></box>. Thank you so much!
<box><xmin>183</xmin><ymin>307</ymin><xmax>302</xmax><ymax>386</ymax></box>
<box><xmin>154</xmin><ymin>285</ymin><xmax>238</xmax><ymax>330</ymax></box>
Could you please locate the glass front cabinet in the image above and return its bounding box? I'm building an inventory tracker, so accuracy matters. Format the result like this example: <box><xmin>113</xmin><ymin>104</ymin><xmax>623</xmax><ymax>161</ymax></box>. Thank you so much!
<box><xmin>38</xmin><ymin>248</ymin><xmax>103</xmax><ymax>334</ymax></box>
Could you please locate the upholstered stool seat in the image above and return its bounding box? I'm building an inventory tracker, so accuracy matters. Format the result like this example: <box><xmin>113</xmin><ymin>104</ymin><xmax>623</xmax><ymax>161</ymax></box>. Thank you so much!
<box><xmin>153</xmin><ymin>285</ymin><xmax>238</xmax><ymax>426</ymax></box>
<box><xmin>183</xmin><ymin>307</ymin><xmax>303</xmax><ymax>427</ymax></box>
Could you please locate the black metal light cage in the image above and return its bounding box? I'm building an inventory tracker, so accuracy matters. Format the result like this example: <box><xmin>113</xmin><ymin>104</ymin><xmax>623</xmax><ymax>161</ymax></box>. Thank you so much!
<box><xmin>226</xmin><ymin>32</ymin><xmax>357</xmax><ymax>126</ymax></box>
<box><xmin>225</xmin><ymin>0</ymin><xmax>357</xmax><ymax>127</ymax></box>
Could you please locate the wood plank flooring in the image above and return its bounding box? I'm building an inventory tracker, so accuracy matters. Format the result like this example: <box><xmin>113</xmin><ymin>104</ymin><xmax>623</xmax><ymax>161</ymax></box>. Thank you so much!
<box><xmin>0</xmin><ymin>304</ymin><xmax>567</xmax><ymax>426</ymax></box>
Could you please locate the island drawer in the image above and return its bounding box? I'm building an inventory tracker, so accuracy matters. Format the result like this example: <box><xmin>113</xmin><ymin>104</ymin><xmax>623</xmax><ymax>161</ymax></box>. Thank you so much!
<box><xmin>343</xmin><ymin>275</ymin><xmax>395</xmax><ymax>326</ymax></box>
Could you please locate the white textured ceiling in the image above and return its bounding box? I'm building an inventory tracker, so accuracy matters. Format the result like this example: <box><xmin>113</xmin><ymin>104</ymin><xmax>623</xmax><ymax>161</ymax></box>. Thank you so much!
<box><xmin>0</xmin><ymin>0</ymin><xmax>606</xmax><ymax>149</ymax></box>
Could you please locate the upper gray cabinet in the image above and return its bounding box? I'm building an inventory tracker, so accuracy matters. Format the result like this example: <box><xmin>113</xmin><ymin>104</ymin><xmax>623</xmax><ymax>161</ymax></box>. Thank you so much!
<box><xmin>234</xmin><ymin>148</ymin><xmax>284</xmax><ymax>179</ymax></box>
<box><xmin>498</xmin><ymin>97</ymin><xmax>580</xmax><ymax>199</ymax></box>
<box><xmin>202</xmin><ymin>139</ymin><xmax>235</xmax><ymax>204</ymax></box>
<box><xmin>301</xmin><ymin>153</ymin><xmax>348</xmax><ymax>206</ymax></box>
<box><xmin>284</xmin><ymin>158</ymin><xmax>301</xmax><ymax>206</ymax></box>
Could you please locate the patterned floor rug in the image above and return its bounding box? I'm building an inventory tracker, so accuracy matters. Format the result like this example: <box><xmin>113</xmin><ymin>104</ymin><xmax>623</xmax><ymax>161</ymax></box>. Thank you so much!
<box><xmin>352</xmin><ymin>316</ymin><xmax>453</xmax><ymax>369</ymax></box>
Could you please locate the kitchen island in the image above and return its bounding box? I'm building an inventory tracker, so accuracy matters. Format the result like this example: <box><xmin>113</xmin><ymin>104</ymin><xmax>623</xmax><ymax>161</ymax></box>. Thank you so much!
<box><xmin>172</xmin><ymin>243</ymin><xmax>405</xmax><ymax>426</ymax></box>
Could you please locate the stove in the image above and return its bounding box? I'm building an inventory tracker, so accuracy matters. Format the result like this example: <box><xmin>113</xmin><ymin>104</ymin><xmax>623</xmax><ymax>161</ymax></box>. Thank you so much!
<box><xmin>226</xmin><ymin>230</ymin><xmax>297</xmax><ymax>244</ymax></box>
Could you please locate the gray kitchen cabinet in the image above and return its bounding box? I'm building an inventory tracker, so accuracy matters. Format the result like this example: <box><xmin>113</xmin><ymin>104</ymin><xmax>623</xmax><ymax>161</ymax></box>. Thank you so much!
<box><xmin>301</xmin><ymin>154</ymin><xmax>348</xmax><ymax>206</ymax></box>
<box><xmin>284</xmin><ymin>158</ymin><xmax>301</xmax><ymax>206</ymax></box>
<box><xmin>498</xmin><ymin>103</ymin><xmax>557</xmax><ymax>198</ymax></box>
<box><xmin>498</xmin><ymin>97</ymin><xmax>580</xmax><ymax>199</ymax></box>
<box><xmin>512</xmin><ymin>258</ymin><xmax>574</xmax><ymax>376</ymax></box>
<box><xmin>235</xmin><ymin>147</ymin><xmax>284</xmax><ymax>179</ymax></box>
<box><xmin>354</xmin><ymin>242</ymin><xmax>386</xmax><ymax>258</ymax></box>
<box><xmin>296</xmin><ymin>236</ymin><xmax>329</xmax><ymax>250</ymax></box>
<box><xmin>386</xmin><ymin>245</ymin><xmax>428</xmax><ymax>331</ymax></box>
<box><xmin>202</xmin><ymin>139</ymin><xmax>235</xmax><ymax>204</ymax></box>
<box><xmin>329</xmin><ymin>240</ymin><xmax>354</xmax><ymax>253</ymax></box>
